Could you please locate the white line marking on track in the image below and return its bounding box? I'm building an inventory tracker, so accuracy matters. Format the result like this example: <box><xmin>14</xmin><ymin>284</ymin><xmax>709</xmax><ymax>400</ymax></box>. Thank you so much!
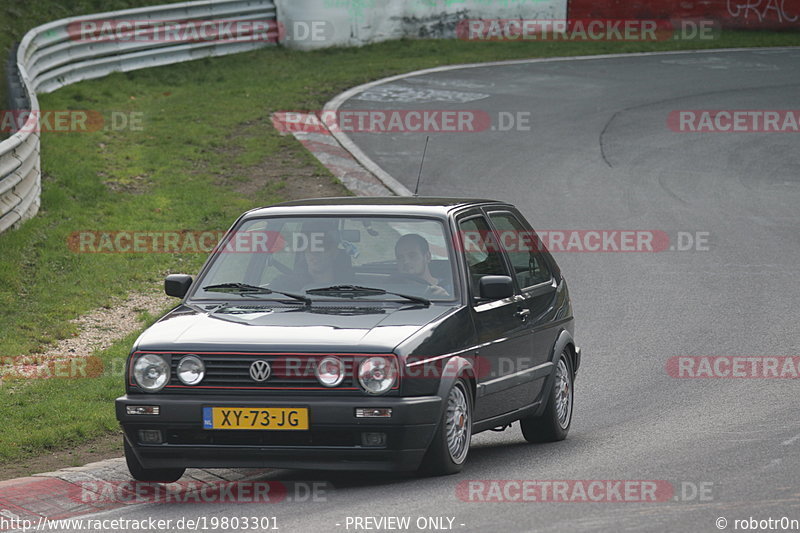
<box><xmin>323</xmin><ymin>47</ymin><xmax>800</xmax><ymax>197</ymax></box>
<box><xmin>782</xmin><ymin>433</ymin><xmax>800</xmax><ymax>446</ymax></box>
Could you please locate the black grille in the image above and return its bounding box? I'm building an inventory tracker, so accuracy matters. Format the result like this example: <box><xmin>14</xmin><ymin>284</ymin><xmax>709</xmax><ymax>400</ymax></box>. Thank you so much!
<box><xmin>167</xmin><ymin>353</ymin><xmax>358</xmax><ymax>390</ymax></box>
<box><xmin>163</xmin><ymin>428</ymin><xmax>362</xmax><ymax>447</ymax></box>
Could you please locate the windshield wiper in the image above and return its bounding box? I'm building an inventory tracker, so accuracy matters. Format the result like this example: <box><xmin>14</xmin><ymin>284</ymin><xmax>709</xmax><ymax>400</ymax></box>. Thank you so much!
<box><xmin>305</xmin><ymin>285</ymin><xmax>430</xmax><ymax>306</ymax></box>
<box><xmin>202</xmin><ymin>283</ymin><xmax>311</xmax><ymax>305</ymax></box>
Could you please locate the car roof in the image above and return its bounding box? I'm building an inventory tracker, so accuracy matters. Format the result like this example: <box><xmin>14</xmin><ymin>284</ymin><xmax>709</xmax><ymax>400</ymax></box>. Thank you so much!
<box><xmin>243</xmin><ymin>197</ymin><xmax>509</xmax><ymax>218</ymax></box>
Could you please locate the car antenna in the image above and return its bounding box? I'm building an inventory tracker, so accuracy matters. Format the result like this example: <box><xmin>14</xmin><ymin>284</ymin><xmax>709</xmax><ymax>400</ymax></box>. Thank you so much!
<box><xmin>413</xmin><ymin>136</ymin><xmax>430</xmax><ymax>197</ymax></box>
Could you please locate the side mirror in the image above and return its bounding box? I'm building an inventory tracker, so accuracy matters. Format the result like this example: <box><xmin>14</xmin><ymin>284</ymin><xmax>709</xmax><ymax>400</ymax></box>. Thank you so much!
<box><xmin>165</xmin><ymin>274</ymin><xmax>193</xmax><ymax>298</ymax></box>
<box><xmin>478</xmin><ymin>275</ymin><xmax>514</xmax><ymax>300</ymax></box>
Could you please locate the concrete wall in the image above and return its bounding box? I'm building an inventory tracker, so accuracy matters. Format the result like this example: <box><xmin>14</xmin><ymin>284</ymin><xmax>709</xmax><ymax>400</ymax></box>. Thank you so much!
<box><xmin>277</xmin><ymin>0</ymin><xmax>568</xmax><ymax>49</ymax></box>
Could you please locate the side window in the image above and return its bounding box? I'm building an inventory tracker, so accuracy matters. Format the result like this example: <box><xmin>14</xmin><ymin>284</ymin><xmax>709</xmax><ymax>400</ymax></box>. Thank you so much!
<box><xmin>458</xmin><ymin>216</ymin><xmax>510</xmax><ymax>296</ymax></box>
<box><xmin>488</xmin><ymin>212</ymin><xmax>551</xmax><ymax>288</ymax></box>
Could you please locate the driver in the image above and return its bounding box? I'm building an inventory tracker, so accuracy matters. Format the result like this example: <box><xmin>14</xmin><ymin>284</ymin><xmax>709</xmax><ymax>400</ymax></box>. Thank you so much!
<box><xmin>394</xmin><ymin>233</ymin><xmax>451</xmax><ymax>298</ymax></box>
<box><xmin>272</xmin><ymin>230</ymin><xmax>352</xmax><ymax>292</ymax></box>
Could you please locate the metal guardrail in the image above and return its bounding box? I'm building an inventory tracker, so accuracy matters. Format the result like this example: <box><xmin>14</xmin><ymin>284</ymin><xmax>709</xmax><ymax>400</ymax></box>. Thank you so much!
<box><xmin>0</xmin><ymin>0</ymin><xmax>277</xmax><ymax>234</ymax></box>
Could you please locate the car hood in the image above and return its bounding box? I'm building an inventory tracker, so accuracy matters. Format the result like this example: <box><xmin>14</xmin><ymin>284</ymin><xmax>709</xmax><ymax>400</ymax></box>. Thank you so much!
<box><xmin>134</xmin><ymin>302</ymin><xmax>456</xmax><ymax>353</ymax></box>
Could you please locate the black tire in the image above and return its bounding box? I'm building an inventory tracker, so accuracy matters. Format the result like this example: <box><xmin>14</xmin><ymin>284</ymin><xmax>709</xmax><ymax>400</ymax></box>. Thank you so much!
<box><xmin>124</xmin><ymin>438</ymin><xmax>185</xmax><ymax>482</ymax></box>
<box><xmin>520</xmin><ymin>350</ymin><xmax>573</xmax><ymax>443</ymax></box>
<box><xmin>419</xmin><ymin>378</ymin><xmax>472</xmax><ymax>476</ymax></box>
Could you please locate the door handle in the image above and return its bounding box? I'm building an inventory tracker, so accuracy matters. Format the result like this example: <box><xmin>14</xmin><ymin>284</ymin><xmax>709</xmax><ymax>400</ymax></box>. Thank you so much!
<box><xmin>514</xmin><ymin>308</ymin><xmax>531</xmax><ymax>322</ymax></box>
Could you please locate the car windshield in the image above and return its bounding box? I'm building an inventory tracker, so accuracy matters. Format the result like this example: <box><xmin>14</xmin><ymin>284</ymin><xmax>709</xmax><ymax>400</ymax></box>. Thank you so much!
<box><xmin>193</xmin><ymin>216</ymin><xmax>458</xmax><ymax>302</ymax></box>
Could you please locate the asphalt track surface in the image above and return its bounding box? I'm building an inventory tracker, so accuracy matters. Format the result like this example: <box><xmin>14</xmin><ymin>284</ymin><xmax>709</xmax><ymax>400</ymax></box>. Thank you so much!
<box><xmin>66</xmin><ymin>49</ymin><xmax>800</xmax><ymax>533</ymax></box>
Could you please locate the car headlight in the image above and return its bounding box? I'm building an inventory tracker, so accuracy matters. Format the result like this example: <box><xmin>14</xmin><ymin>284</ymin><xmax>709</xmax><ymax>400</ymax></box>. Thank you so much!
<box><xmin>316</xmin><ymin>356</ymin><xmax>345</xmax><ymax>387</ymax></box>
<box><xmin>358</xmin><ymin>357</ymin><xmax>398</xmax><ymax>395</ymax></box>
<box><xmin>133</xmin><ymin>354</ymin><xmax>170</xmax><ymax>392</ymax></box>
<box><xmin>176</xmin><ymin>355</ymin><xmax>205</xmax><ymax>385</ymax></box>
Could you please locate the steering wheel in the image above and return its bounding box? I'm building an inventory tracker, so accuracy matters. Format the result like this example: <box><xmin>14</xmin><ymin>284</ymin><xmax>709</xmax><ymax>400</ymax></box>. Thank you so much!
<box><xmin>264</xmin><ymin>254</ymin><xmax>293</xmax><ymax>275</ymax></box>
<box><xmin>391</xmin><ymin>273</ymin><xmax>433</xmax><ymax>286</ymax></box>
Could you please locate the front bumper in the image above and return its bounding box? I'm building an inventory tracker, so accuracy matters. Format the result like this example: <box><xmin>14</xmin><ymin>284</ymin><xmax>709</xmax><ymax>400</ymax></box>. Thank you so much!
<box><xmin>116</xmin><ymin>394</ymin><xmax>442</xmax><ymax>472</ymax></box>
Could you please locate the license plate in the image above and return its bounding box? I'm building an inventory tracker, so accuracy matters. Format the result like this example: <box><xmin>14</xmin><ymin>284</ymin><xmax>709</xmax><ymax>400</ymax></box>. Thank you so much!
<box><xmin>203</xmin><ymin>407</ymin><xmax>309</xmax><ymax>430</ymax></box>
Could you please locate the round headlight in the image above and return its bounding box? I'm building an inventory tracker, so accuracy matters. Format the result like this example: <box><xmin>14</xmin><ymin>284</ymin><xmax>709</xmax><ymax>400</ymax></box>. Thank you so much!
<box><xmin>358</xmin><ymin>357</ymin><xmax>398</xmax><ymax>395</ymax></box>
<box><xmin>133</xmin><ymin>354</ymin><xmax>170</xmax><ymax>392</ymax></box>
<box><xmin>315</xmin><ymin>356</ymin><xmax>345</xmax><ymax>387</ymax></box>
<box><xmin>176</xmin><ymin>355</ymin><xmax>205</xmax><ymax>385</ymax></box>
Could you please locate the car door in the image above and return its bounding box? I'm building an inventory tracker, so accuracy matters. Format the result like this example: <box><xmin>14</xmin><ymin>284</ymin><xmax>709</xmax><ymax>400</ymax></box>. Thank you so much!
<box><xmin>456</xmin><ymin>211</ymin><xmax>533</xmax><ymax>422</ymax></box>
<box><xmin>486</xmin><ymin>209</ymin><xmax>560</xmax><ymax>404</ymax></box>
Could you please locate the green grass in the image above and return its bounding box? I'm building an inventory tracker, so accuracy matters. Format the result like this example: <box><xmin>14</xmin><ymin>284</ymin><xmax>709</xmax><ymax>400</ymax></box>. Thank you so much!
<box><xmin>1</xmin><ymin>0</ymin><xmax>169</xmax><ymax>117</ymax></box>
<box><xmin>0</xmin><ymin>31</ymin><xmax>799</xmax><ymax>463</ymax></box>
<box><xmin>0</xmin><ymin>334</ymin><xmax>137</xmax><ymax>462</ymax></box>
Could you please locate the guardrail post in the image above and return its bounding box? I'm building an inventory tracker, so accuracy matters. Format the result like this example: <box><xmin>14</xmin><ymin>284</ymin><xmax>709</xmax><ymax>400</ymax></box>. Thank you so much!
<box><xmin>0</xmin><ymin>0</ymin><xmax>278</xmax><ymax>235</ymax></box>
<box><xmin>5</xmin><ymin>43</ymin><xmax>30</xmax><ymax>126</ymax></box>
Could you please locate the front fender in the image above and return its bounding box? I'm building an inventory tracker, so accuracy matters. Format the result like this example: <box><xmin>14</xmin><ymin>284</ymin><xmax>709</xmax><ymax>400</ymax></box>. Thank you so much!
<box><xmin>435</xmin><ymin>356</ymin><xmax>477</xmax><ymax>405</ymax></box>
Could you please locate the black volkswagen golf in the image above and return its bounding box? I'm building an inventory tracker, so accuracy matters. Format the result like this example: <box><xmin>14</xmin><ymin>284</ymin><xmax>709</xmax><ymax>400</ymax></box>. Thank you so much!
<box><xmin>116</xmin><ymin>197</ymin><xmax>581</xmax><ymax>480</ymax></box>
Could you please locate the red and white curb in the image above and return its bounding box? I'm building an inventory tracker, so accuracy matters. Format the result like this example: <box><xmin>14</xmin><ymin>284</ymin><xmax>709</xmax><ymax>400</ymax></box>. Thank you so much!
<box><xmin>0</xmin><ymin>458</ymin><xmax>270</xmax><ymax>528</ymax></box>
<box><xmin>271</xmin><ymin>112</ymin><xmax>394</xmax><ymax>197</ymax></box>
